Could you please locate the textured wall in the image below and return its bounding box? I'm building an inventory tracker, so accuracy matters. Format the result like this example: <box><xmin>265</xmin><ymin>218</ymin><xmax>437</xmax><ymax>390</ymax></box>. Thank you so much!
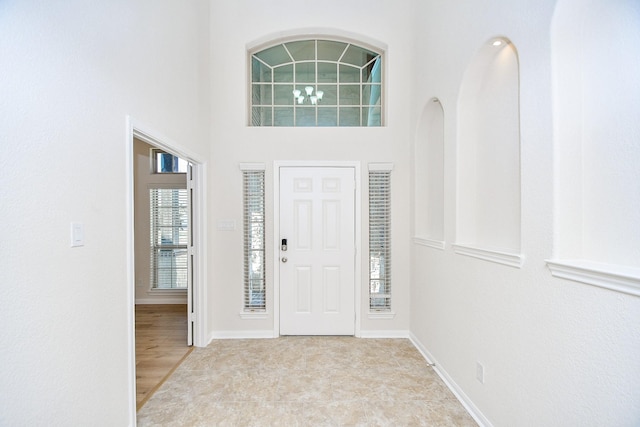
<box><xmin>2</xmin><ymin>0</ymin><xmax>638</xmax><ymax>425</ymax></box>
<box><xmin>0</xmin><ymin>1</ymin><xmax>209</xmax><ymax>424</ymax></box>
<box><xmin>207</xmin><ymin>0</ymin><xmax>416</xmax><ymax>337</ymax></box>
<box><xmin>410</xmin><ymin>0</ymin><xmax>640</xmax><ymax>425</ymax></box>
<box><xmin>553</xmin><ymin>0</ymin><xmax>640</xmax><ymax>267</ymax></box>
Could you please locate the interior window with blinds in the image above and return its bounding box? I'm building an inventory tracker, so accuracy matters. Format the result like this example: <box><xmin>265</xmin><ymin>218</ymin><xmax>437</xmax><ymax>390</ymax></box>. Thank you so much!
<box><xmin>243</xmin><ymin>169</ymin><xmax>266</xmax><ymax>311</ymax></box>
<box><xmin>150</xmin><ymin>188</ymin><xmax>188</xmax><ymax>289</ymax></box>
<box><xmin>369</xmin><ymin>168</ymin><xmax>392</xmax><ymax>311</ymax></box>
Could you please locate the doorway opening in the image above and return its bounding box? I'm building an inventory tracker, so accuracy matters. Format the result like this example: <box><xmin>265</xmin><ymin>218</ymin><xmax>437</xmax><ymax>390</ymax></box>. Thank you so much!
<box><xmin>133</xmin><ymin>138</ymin><xmax>192</xmax><ymax>409</ymax></box>
<box><xmin>126</xmin><ymin>118</ymin><xmax>205</xmax><ymax>418</ymax></box>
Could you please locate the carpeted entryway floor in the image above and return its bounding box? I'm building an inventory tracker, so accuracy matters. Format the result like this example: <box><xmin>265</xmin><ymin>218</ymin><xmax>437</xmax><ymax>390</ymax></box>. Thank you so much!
<box><xmin>137</xmin><ymin>336</ymin><xmax>477</xmax><ymax>426</ymax></box>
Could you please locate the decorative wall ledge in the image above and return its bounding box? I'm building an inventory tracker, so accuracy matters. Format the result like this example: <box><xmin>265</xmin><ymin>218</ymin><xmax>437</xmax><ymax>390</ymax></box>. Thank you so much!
<box><xmin>453</xmin><ymin>243</ymin><xmax>524</xmax><ymax>268</ymax></box>
<box><xmin>239</xmin><ymin>311</ymin><xmax>269</xmax><ymax>320</ymax></box>
<box><xmin>546</xmin><ymin>259</ymin><xmax>640</xmax><ymax>297</ymax></box>
<box><xmin>413</xmin><ymin>237</ymin><xmax>445</xmax><ymax>250</ymax></box>
<box><xmin>368</xmin><ymin>311</ymin><xmax>396</xmax><ymax>320</ymax></box>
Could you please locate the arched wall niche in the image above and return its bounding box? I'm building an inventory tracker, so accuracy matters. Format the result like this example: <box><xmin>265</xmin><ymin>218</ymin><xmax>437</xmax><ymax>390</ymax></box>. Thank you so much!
<box><xmin>414</xmin><ymin>98</ymin><xmax>445</xmax><ymax>249</ymax></box>
<box><xmin>548</xmin><ymin>0</ymin><xmax>640</xmax><ymax>295</ymax></box>
<box><xmin>454</xmin><ymin>37</ymin><xmax>523</xmax><ymax>268</ymax></box>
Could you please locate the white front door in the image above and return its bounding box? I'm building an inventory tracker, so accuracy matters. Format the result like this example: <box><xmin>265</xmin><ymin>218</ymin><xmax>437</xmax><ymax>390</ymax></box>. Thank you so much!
<box><xmin>279</xmin><ymin>167</ymin><xmax>356</xmax><ymax>335</ymax></box>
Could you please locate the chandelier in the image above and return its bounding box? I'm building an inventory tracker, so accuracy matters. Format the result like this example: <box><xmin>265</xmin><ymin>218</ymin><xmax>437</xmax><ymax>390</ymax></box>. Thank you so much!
<box><xmin>292</xmin><ymin>86</ymin><xmax>324</xmax><ymax>105</ymax></box>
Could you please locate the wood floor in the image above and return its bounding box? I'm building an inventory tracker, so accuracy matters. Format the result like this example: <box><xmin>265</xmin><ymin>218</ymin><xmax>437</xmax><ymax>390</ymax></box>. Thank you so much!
<box><xmin>135</xmin><ymin>304</ymin><xmax>192</xmax><ymax>410</ymax></box>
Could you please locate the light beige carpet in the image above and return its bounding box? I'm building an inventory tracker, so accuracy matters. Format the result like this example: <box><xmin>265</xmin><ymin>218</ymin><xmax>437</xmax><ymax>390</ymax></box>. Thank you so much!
<box><xmin>137</xmin><ymin>336</ymin><xmax>477</xmax><ymax>426</ymax></box>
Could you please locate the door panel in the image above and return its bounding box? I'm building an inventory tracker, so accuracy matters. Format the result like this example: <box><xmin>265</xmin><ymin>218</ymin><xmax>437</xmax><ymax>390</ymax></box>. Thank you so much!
<box><xmin>294</xmin><ymin>200</ymin><xmax>312</xmax><ymax>249</ymax></box>
<box><xmin>295</xmin><ymin>266</ymin><xmax>312</xmax><ymax>312</ymax></box>
<box><xmin>323</xmin><ymin>266</ymin><xmax>340</xmax><ymax>312</ymax></box>
<box><xmin>280</xmin><ymin>167</ymin><xmax>355</xmax><ymax>335</ymax></box>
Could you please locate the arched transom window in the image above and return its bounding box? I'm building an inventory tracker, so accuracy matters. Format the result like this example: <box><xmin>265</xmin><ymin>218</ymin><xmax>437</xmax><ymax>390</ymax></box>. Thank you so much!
<box><xmin>250</xmin><ymin>39</ymin><xmax>382</xmax><ymax>127</ymax></box>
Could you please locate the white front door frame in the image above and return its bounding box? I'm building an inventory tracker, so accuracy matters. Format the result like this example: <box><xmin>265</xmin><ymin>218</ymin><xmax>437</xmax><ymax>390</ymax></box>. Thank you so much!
<box><xmin>273</xmin><ymin>160</ymin><xmax>361</xmax><ymax>337</ymax></box>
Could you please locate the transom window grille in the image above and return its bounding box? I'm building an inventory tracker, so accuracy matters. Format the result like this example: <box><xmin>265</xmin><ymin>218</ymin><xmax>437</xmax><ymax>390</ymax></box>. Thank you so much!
<box><xmin>369</xmin><ymin>167</ymin><xmax>392</xmax><ymax>311</ymax></box>
<box><xmin>242</xmin><ymin>168</ymin><xmax>266</xmax><ymax>311</ymax></box>
<box><xmin>150</xmin><ymin>188</ymin><xmax>188</xmax><ymax>289</ymax></box>
<box><xmin>250</xmin><ymin>39</ymin><xmax>382</xmax><ymax>127</ymax></box>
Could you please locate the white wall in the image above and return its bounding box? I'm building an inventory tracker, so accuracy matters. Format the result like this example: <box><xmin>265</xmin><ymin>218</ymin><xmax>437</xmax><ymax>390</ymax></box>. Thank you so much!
<box><xmin>414</xmin><ymin>99</ymin><xmax>445</xmax><ymax>244</ymax></box>
<box><xmin>411</xmin><ymin>0</ymin><xmax>640</xmax><ymax>426</ymax></box>
<box><xmin>457</xmin><ymin>40</ymin><xmax>521</xmax><ymax>253</ymax></box>
<box><xmin>208</xmin><ymin>0</ymin><xmax>416</xmax><ymax>338</ymax></box>
<box><xmin>553</xmin><ymin>0</ymin><xmax>640</xmax><ymax>267</ymax></box>
<box><xmin>2</xmin><ymin>1</ymin><xmax>638</xmax><ymax>424</ymax></box>
<box><xmin>0</xmin><ymin>1</ymin><xmax>209</xmax><ymax>425</ymax></box>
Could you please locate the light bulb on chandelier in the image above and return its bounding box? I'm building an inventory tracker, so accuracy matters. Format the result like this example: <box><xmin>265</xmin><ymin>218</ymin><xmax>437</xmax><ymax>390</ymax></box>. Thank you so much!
<box><xmin>293</xmin><ymin>86</ymin><xmax>324</xmax><ymax>105</ymax></box>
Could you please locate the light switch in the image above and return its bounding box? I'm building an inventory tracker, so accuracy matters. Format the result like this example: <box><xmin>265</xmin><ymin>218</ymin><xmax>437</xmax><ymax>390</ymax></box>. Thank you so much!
<box><xmin>71</xmin><ymin>222</ymin><xmax>84</xmax><ymax>247</ymax></box>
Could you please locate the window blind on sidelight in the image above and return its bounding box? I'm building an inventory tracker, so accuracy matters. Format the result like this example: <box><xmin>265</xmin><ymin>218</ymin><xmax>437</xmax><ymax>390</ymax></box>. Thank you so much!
<box><xmin>242</xmin><ymin>168</ymin><xmax>266</xmax><ymax>311</ymax></box>
<box><xmin>368</xmin><ymin>167</ymin><xmax>392</xmax><ymax>311</ymax></box>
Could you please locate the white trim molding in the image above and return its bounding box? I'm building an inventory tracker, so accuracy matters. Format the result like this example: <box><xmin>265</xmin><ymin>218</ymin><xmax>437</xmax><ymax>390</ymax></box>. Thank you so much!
<box><xmin>413</xmin><ymin>237</ymin><xmax>445</xmax><ymax>250</ymax></box>
<box><xmin>368</xmin><ymin>311</ymin><xmax>396</xmax><ymax>320</ymax></box>
<box><xmin>239</xmin><ymin>162</ymin><xmax>266</xmax><ymax>171</ymax></box>
<box><xmin>453</xmin><ymin>243</ymin><xmax>524</xmax><ymax>268</ymax></box>
<box><xmin>409</xmin><ymin>332</ymin><xmax>492</xmax><ymax>427</ymax></box>
<box><xmin>209</xmin><ymin>330</ymin><xmax>277</xmax><ymax>342</ymax></box>
<box><xmin>239</xmin><ymin>311</ymin><xmax>270</xmax><ymax>320</ymax></box>
<box><xmin>359</xmin><ymin>329</ymin><xmax>409</xmax><ymax>339</ymax></box>
<box><xmin>246</xmin><ymin>27</ymin><xmax>388</xmax><ymax>56</ymax></box>
<box><xmin>368</xmin><ymin>162</ymin><xmax>394</xmax><ymax>171</ymax></box>
<box><xmin>546</xmin><ymin>259</ymin><xmax>640</xmax><ymax>297</ymax></box>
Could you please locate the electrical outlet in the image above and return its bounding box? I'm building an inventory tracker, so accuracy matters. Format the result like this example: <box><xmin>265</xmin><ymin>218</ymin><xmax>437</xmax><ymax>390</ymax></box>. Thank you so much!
<box><xmin>476</xmin><ymin>361</ymin><xmax>485</xmax><ymax>384</ymax></box>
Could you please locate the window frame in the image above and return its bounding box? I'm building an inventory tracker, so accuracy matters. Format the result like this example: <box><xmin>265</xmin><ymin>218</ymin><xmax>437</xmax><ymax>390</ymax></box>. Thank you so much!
<box><xmin>149</xmin><ymin>186</ymin><xmax>189</xmax><ymax>290</ymax></box>
<box><xmin>241</xmin><ymin>164</ymin><xmax>267</xmax><ymax>313</ymax></box>
<box><xmin>368</xmin><ymin>163</ymin><xmax>393</xmax><ymax>313</ymax></box>
<box><xmin>249</xmin><ymin>38</ymin><xmax>384</xmax><ymax>127</ymax></box>
<box><xmin>152</xmin><ymin>148</ymin><xmax>188</xmax><ymax>174</ymax></box>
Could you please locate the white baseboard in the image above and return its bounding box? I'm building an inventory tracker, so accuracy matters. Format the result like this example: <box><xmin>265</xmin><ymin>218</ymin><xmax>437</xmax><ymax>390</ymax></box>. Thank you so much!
<box><xmin>358</xmin><ymin>329</ymin><xmax>410</xmax><ymax>339</ymax></box>
<box><xmin>409</xmin><ymin>332</ymin><xmax>492</xmax><ymax>427</ymax></box>
<box><xmin>208</xmin><ymin>330</ymin><xmax>277</xmax><ymax>343</ymax></box>
<box><xmin>135</xmin><ymin>297</ymin><xmax>188</xmax><ymax>304</ymax></box>
<box><xmin>208</xmin><ymin>330</ymin><xmax>411</xmax><ymax>342</ymax></box>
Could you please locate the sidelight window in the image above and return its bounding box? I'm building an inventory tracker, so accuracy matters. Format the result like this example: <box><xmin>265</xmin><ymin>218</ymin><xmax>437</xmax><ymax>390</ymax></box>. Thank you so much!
<box><xmin>369</xmin><ymin>165</ymin><xmax>392</xmax><ymax>311</ymax></box>
<box><xmin>242</xmin><ymin>166</ymin><xmax>266</xmax><ymax>311</ymax></box>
